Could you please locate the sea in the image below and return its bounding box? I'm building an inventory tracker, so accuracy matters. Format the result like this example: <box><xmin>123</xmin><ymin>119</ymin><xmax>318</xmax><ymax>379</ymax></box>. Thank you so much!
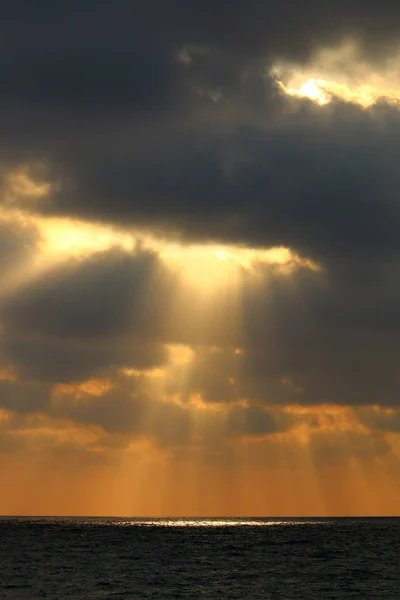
<box><xmin>0</xmin><ymin>517</ymin><xmax>399</xmax><ymax>599</ymax></box>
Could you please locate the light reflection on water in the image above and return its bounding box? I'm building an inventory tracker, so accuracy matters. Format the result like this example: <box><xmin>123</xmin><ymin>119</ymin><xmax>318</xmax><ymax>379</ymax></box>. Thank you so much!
<box><xmin>93</xmin><ymin>518</ymin><xmax>331</xmax><ymax>527</ymax></box>
<box><xmin>132</xmin><ymin>519</ymin><xmax>324</xmax><ymax>527</ymax></box>
<box><xmin>1</xmin><ymin>516</ymin><xmax>337</xmax><ymax>527</ymax></box>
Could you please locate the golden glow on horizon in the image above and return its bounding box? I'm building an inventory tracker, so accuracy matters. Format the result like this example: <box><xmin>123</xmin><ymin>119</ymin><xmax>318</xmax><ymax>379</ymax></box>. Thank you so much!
<box><xmin>0</xmin><ymin>399</ymin><xmax>399</xmax><ymax>516</ymax></box>
<box><xmin>271</xmin><ymin>40</ymin><xmax>400</xmax><ymax>108</ymax></box>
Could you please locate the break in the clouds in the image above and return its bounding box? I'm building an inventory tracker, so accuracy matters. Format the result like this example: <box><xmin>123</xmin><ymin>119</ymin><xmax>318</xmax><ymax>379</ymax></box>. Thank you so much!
<box><xmin>0</xmin><ymin>1</ymin><xmax>400</xmax><ymax>515</ymax></box>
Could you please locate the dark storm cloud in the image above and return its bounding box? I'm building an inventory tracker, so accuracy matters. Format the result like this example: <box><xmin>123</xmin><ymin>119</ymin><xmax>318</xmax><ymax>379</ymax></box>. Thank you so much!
<box><xmin>2</xmin><ymin>1</ymin><xmax>400</xmax><ymax>77</ymax></box>
<box><xmin>1</xmin><ymin>329</ymin><xmax>168</xmax><ymax>383</ymax></box>
<box><xmin>50</xmin><ymin>109</ymin><xmax>400</xmax><ymax>264</ymax></box>
<box><xmin>1</xmin><ymin>0</ymin><xmax>400</xmax><ymax>267</ymax></box>
<box><xmin>1</xmin><ymin>248</ymin><xmax>164</xmax><ymax>339</ymax></box>
<box><xmin>0</xmin><ymin>0</ymin><xmax>397</xmax><ymax>143</ymax></box>
<box><xmin>0</xmin><ymin>247</ymin><xmax>171</xmax><ymax>381</ymax></box>
<box><xmin>1</xmin><ymin>0</ymin><xmax>400</xmax><ymax>414</ymax></box>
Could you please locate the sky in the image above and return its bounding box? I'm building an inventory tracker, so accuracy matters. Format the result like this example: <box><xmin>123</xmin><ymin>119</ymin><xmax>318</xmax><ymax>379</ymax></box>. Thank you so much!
<box><xmin>1</xmin><ymin>2</ymin><xmax>400</xmax><ymax>517</ymax></box>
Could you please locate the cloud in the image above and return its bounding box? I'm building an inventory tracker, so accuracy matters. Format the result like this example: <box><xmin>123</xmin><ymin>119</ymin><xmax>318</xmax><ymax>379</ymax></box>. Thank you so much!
<box><xmin>0</xmin><ymin>213</ymin><xmax>38</xmax><ymax>269</ymax></box>
<box><xmin>1</xmin><ymin>329</ymin><xmax>168</xmax><ymax>383</ymax></box>
<box><xmin>225</xmin><ymin>404</ymin><xmax>285</xmax><ymax>437</ymax></box>
<box><xmin>9</xmin><ymin>98</ymin><xmax>398</xmax><ymax>281</ymax></box>
<box><xmin>1</xmin><ymin>237</ymin><xmax>400</xmax><ymax>408</ymax></box>
<box><xmin>1</xmin><ymin>247</ymin><xmax>163</xmax><ymax>338</ymax></box>
<box><xmin>1</xmin><ymin>1</ymin><xmax>400</xmax><ymax>514</ymax></box>
<box><xmin>356</xmin><ymin>407</ymin><xmax>400</xmax><ymax>433</ymax></box>
<box><xmin>0</xmin><ymin>379</ymin><xmax>49</xmax><ymax>414</ymax></box>
<box><xmin>0</xmin><ymin>246</ymin><xmax>171</xmax><ymax>381</ymax></box>
<box><xmin>1</xmin><ymin>2</ymin><xmax>400</xmax><ymax>256</ymax></box>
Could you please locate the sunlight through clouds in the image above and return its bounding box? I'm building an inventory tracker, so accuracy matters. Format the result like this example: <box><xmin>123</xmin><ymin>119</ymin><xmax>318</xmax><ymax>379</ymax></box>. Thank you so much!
<box><xmin>271</xmin><ymin>39</ymin><xmax>400</xmax><ymax>107</ymax></box>
<box><xmin>0</xmin><ymin>165</ymin><xmax>322</xmax><ymax>304</ymax></box>
<box><xmin>37</xmin><ymin>217</ymin><xmax>135</xmax><ymax>256</ymax></box>
<box><xmin>0</xmin><ymin>15</ymin><xmax>400</xmax><ymax>518</ymax></box>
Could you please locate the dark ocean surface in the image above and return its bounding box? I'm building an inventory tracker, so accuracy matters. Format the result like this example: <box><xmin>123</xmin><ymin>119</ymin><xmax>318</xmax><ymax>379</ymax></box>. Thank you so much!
<box><xmin>0</xmin><ymin>517</ymin><xmax>399</xmax><ymax>599</ymax></box>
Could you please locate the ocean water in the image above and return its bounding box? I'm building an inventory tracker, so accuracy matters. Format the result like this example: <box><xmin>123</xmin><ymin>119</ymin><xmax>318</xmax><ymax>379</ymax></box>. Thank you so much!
<box><xmin>0</xmin><ymin>518</ymin><xmax>399</xmax><ymax>599</ymax></box>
